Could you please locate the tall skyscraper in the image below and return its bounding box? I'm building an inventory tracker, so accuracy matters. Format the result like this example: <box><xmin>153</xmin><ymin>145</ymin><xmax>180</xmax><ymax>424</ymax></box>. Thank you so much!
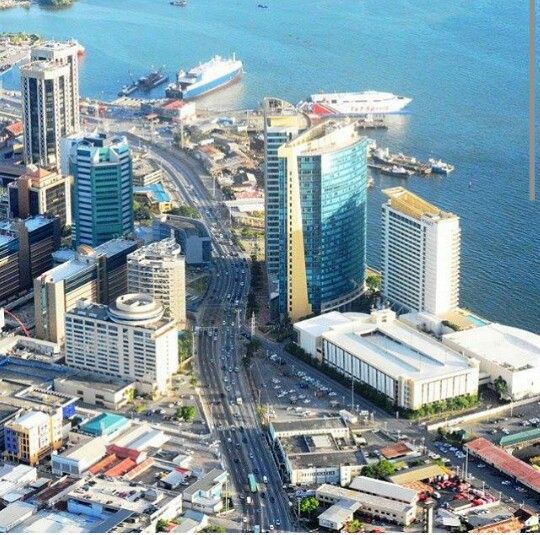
<box><xmin>381</xmin><ymin>187</ymin><xmax>461</xmax><ymax>316</ymax></box>
<box><xmin>263</xmin><ymin>98</ymin><xmax>310</xmax><ymax>287</ymax></box>
<box><xmin>127</xmin><ymin>238</ymin><xmax>186</xmax><ymax>329</ymax></box>
<box><xmin>70</xmin><ymin>133</ymin><xmax>134</xmax><ymax>247</ymax></box>
<box><xmin>21</xmin><ymin>41</ymin><xmax>80</xmax><ymax>168</ymax></box>
<box><xmin>8</xmin><ymin>165</ymin><xmax>72</xmax><ymax>227</ymax></box>
<box><xmin>276</xmin><ymin>120</ymin><xmax>368</xmax><ymax>321</ymax></box>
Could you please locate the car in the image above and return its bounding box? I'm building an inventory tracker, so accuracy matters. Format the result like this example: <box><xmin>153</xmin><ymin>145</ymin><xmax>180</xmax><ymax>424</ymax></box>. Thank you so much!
<box><xmin>477</xmin><ymin>463</ymin><xmax>486</xmax><ymax>468</ymax></box>
<box><xmin>275</xmin><ymin>520</ymin><xmax>281</xmax><ymax>527</ymax></box>
<box><xmin>261</xmin><ymin>492</ymin><xmax>266</xmax><ymax>499</ymax></box>
<box><xmin>242</xmin><ymin>437</ymin><xmax>248</xmax><ymax>443</ymax></box>
<box><xmin>501</xmin><ymin>480</ymin><xmax>511</xmax><ymax>485</ymax></box>
<box><xmin>268</xmin><ymin>525</ymin><xmax>274</xmax><ymax>531</ymax></box>
<box><xmin>249</xmin><ymin>452</ymin><xmax>254</xmax><ymax>459</ymax></box>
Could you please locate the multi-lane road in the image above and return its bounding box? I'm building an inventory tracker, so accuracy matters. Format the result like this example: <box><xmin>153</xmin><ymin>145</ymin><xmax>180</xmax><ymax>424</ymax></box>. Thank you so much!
<box><xmin>129</xmin><ymin>136</ymin><xmax>296</xmax><ymax>531</ymax></box>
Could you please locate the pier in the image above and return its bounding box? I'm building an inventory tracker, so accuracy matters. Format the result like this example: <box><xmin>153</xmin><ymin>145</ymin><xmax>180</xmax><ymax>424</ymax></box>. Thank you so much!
<box><xmin>369</xmin><ymin>146</ymin><xmax>453</xmax><ymax>177</ymax></box>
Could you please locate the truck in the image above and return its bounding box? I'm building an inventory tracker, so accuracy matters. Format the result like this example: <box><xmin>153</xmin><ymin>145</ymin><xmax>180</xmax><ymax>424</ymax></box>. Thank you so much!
<box><xmin>262</xmin><ymin>475</ymin><xmax>268</xmax><ymax>484</ymax></box>
<box><xmin>236</xmin><ymin>396</ymin><xmax>243</xmax><ymax>405</ymax></box>
<box><xmin>246</xmin><ymin>496</ymin><xmax>252</xmax><ymax>504</ymax></box>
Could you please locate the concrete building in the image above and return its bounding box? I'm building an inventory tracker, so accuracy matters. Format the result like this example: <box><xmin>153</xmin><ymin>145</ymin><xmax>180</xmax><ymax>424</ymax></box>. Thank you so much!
<box><xmin>316</xmin><ymin>481</ymin><xmax>418</xmax><ymax>527</ymax></box>
<box><xmin>0</xmin><ymin>215</ymin><xmax>61</xmax><ymax>304</ymax></box>
<box><xmin>153</xmin><ymin>215</ymin><xmax>212</xmax><ymax>265</ymax></box>
<box><xmin>127</xmin><ymin>238</ymin><xmax>186</xmax><ymax>329</ymax></box>
<box><xmin>64</xmin><ymin>294</ymin><xmax>178</xmax><ymax>394</ymax></box>
<box><xmin>276</xmin><ymin>119</ymin><xmax>368</xmax><ymax>321</ymax></box>
<box><xmin>381</xmin><ymin>187</ymin><xmax>461</xmax><ymax>316</ymax></box>
<box><xmin>269</xmin><ymin>417</ymin><xmax>365</xmax><ymax>486</ymax></box>
<box><xmin>54</xmin><ymin>374</ymin><xmax>135</xmax><ymax>410</ymax></box>
<box><xmin>21</xmin><ymin>44</ymin><xmax>80</xmax><ymax>168</ymax></box>
<box><xmin>182</xmin><ymin>468</ymin><xmax>228</xmax><ymax>514</ymax></box>
<box><xmin>4</xmin><ymin>410</ymin><xmax>62</xmax><ymax>466</ymax></box>
<box><xmin>263</xmin><ymin>98</ymin><xmax>311</xmax><ymax>286</ymax></box>
<box><xmin>70</xmin><ymin>133</ymin><xmax>134</xmax><ymax>247</ymax></box>
<box><xmin>34</xmin><ymin>238</ymin><xmax>138</xmax><ymax>343</ymax></box>
<box><xmin>132</xmin><ymin>156</ymin><xmax>163</xmax><ymax>187</ymax></box>
<box><xmin>318</xmin><ymin>499</ymin><xmax>360</xmax><ymax>531</ymax></box>
<box><xmin>443</xmin><ymin>323</ymin><xmax>540</xmax><ymax>400</ymax></box>
<box><xmin>296</xmin><ymin>309</ymin><xmax>479</xmax><ymax>410</ymax></box>
<box><xmin>51</xmin><ymin>435</ymin><xmax>107</xmax><ymax>476</ymax></box>
<box><xmin>30</xmin><ymin>40</ymin><xmax>80</xmax><ymax>136</ymax></box>
<box><xmin>7</xmin><ymin>165</ymin><xmax>72</xmax><ymax>226</ymax></box>
<box><xmin>0</xmin><ymin>501</ymin><xmax>36</xmax><ymax>533</ymax></box>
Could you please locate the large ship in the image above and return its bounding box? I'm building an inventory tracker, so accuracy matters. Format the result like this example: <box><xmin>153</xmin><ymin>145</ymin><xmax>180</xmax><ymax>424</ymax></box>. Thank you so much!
<box><xmin>165</xmin><ymin>55</ymin><xmax>243</xmax><ymax>100</ymax></box>
<box><xmin>300</xmin><ymin>91</ymin><xmax>412</xmax><ymax>116</ymax></box>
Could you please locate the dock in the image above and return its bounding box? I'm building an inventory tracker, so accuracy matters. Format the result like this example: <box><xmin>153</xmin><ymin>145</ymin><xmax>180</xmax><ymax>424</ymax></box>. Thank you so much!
<box><xmin>369</xmin><ymin>146</ymin><xmax>438</xmax><ymax>177</ymax></box>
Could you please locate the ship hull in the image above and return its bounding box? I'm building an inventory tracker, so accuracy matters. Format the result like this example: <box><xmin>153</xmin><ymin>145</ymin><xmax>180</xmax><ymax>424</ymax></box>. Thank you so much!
<box><xmin>174</xmin><ymin>67</ymin><xmax>243</xmax><ymax>100</ymax></box>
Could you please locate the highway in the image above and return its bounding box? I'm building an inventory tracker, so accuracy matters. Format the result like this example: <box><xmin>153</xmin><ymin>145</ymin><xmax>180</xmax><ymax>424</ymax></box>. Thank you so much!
<box><xmin>127</xmin><ymin>135</ymin><xmax>296</xmax><ymax>532</ymax></box>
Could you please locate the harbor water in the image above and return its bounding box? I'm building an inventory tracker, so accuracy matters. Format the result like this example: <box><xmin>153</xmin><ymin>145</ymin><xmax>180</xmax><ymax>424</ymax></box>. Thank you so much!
<box><xmin>1</xmin><ymin>0</ymin><xmax>538</xmax><ymax>332</ymax></box>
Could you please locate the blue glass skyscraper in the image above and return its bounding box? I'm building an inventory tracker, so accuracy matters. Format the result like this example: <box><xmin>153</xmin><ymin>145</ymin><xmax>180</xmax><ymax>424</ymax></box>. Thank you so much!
<box><xmin>276</xmin><ymin>120</ymin><xmax>368</xmax><ymax>321</ymax></box>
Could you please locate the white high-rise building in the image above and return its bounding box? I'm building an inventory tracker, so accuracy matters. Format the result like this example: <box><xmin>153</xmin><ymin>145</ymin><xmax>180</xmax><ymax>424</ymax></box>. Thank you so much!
<box><xmin>64</xmin><ymin>294</ymin><xmax>178</xmax><ymax>395</ymax></box>
<box><xmin>21</xmin><ymin>41</ymin><xmax>80</xmax><ymax>168</ymax></box>
<box><xmin>127</xmin><ymin>238</ymin><xmax>186</xmax><ymax>329</ymax></box>
<box><xmin>381</xmin><ymin>187</ymin><xmax>460</xmax><ymax>316</ymax></box>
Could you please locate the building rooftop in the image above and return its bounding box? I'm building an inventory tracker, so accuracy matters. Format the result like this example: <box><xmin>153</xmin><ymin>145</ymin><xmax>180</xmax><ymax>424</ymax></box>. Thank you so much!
<box><xmin>9</xmin><ymin>410</ymin><xmax>49</xmax><ymax>429</ymax></box>
<box><xmin>294</xmin><ymin>311</ymin><xmax>369</xmax><ymax>339</ymax></box>
<box><xmin>349</xmin><ymin>476</ymin><xmax>417</xmax><ymax>504</ymax></box>
<box><xmin>0</xmin><ymin>501</ymin><xmax>35</xmax><ymax>531</ymax></box>
<box><xmin>318</xmin><ymin>499</ymin><xmax>360</xmax><ymax>524</ymax></box>
<box><xmin>134</xmin><ymin>183</ymin><xmax>171</xmax><ymax>204</ymax></box>
<box><xmin>37</xmin><ymin>238</ymin><xmax>137</xmax><ymax>284</ymax></box>
<box><xmin>443</xmin><ymin>322</ymin><xmax>540</xmax><ymax>372</ymax></box>
<box><xmin>0</xmin><ymin>215</ymin><xmax>56</xmax><ymax>235</ymax></box>
<box><xmin>160</xmin><ymin>215</ymin><xmax>210</xmax><ymax>239</ymax></box>
<box><xmin>15</xmin><ymin>509</ymin><xmax>99</xmax><ymax>533</ymax></box>
<box><xmin>383</xmin><ymin>186</ymin><xmax>457</xmax><ymax>221</ymax></box>
<box><xmin>58</xmin><ymin>435</ymin><xmax>107</xmax><ymax>462</ymax></box>
<box><xmin>280</xmin><ymin>119</ymin><xmax>365</xmax><ymax>157</ymax></box>
<box><xmin>128</xmin><ymin>237</ymin><xmax>181</xmax><ymax>263</ymax></box>
<box><xmin>183</xmin><ymin>468</ymin><xmax>227</xmax><ymax>499</ymax></box>
<box><xmin>388</xmin><ymin>463</ymin><xmax>447</xmax><ymax>485</ymax></box>
<box><xmin>55</xmin><ymin>374</ymin><xmax>134</xmax><ymax>395</ymax></box>
<box><xmin>317</xmin><ymin>484</ymin><xmax>414</xmax><ymax>514</ymax></box>
<box><xmin>322</xmin><ymin>310</ymin><xmax>476</xmax><ymax>382</ymax></box>
<box><xmin>271</xmin><ymin>417</ymin><xmax>347</xmax><ymax>435</ymax></box>
<box><xmin>81</xmin><ymin>412</ymin><xmax>129</xmax><ymax>436</ymax></box>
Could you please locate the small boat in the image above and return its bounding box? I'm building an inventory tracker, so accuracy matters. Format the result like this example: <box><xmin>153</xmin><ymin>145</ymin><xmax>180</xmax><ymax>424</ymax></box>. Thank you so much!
<box><xmin>429</xmin><ymin>158</ymin><xmax>455</xmax><ymax>174</ymax></box>
<box><xmin>380</xmin><ymin>165</ymin><xmax>414</xmax><ymax>178</ymax></box>
<box><xmin>170</xmin><ymin>0</ymin><xmax>187</xmax><ymax>6</ymax></box>
<box><xmin>257</xmin><ymin>3</ymin><xmax>268</xmax><ymax>7</ymax></box>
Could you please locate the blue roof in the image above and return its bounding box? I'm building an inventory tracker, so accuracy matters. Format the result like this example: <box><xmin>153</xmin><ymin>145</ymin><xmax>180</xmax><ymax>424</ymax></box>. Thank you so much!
<box><xmin>81</xmin><ymin>412</ymin><xmax>128</xmax><ymax>436</ymax></box>
<box><xmin>134</xmin><ymin>183</ymin><xmax>171</xmax><ymax>203</ymax></box>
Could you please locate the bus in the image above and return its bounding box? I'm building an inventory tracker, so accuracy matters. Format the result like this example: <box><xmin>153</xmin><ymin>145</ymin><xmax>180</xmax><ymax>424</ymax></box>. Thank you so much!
<box><xmin>248</xmin><ymin>473</ymin><xmax>258</xmax><ymax>493</ymax></box>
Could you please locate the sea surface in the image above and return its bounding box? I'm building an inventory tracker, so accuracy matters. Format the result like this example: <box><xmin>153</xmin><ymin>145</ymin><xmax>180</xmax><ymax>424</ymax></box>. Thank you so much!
<box><xmin>1</xmin><ymin>0</ymin><xmax>539</xmax><ymax>333</ymax></box>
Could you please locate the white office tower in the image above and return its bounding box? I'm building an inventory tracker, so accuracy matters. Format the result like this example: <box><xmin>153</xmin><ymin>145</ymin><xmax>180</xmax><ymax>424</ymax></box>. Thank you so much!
<box><xmin>21</xmin><ymin>41</ymin><xmax>80</xmax><ymax>168</ymax></box>
<box><xmin>381</xmin><ymin>187</ymin><xmax>460</xmax><ymax>316</ymax></box>
<box><xmin>64</xmin><ymin>294</ymin><xmax>178</xmax><ymax>395</ymax></box>
<box><xmin>127</xmin><ymin>238</ymin><xmax>186</xmax><ymax>329</ymax></box>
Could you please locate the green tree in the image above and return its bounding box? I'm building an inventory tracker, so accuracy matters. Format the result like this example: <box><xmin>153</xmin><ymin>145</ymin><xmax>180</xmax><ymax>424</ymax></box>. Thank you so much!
<box><xmin>178</xmin><ymin>332</ymin><xmax>192</xmax><ymax>365</ymax></box>
<box><xmin>299</xmin><ymin>496</ymin><xmax>320</xmax><ymax>516</ymax></box>
<box><xmin>344</xmin><ymin>519</ymin><xmax>364</xmax><ymax>533</ymax></box>
<box><xmin>201</xmin><ymin>526</ymin><xmax>226</xmax><ymax>533</ymax></box>
<box><xmin>180</xmin><ymin>405</ymin><xmax>197</xmax><ymax>422</ymax></box>
<box><xmin>156</xmin><ymin>519</ymin><xmax>168</xmax><ymax>532</ymax></box>
<box><xmin>494</xmin><ymin>376</ymin><xmax>509</xmax><ymax>400</ymax></box>
<box><xmin>365</xmin><ymin>273</ymin><xmax>381</xmax><ymax>293</ymax></box>
<box><xmin>167</xmin><ymin>204</ymin><xmax>201</xmax><ymax>219</ymax></box>
<box><xmin>361</xmin><ymin>459</ymin><xmax>396</xmax><ymax>480</ymax></box>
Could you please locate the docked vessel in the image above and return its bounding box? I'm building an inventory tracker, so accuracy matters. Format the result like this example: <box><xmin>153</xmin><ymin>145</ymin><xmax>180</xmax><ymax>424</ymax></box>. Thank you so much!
<box><xmin>380</xmin><ymin>165</ymin><xmax>414</xmax><ymax>178</ymax></box>
<box><xmin>300</xmin><ymin>91</ymin><xmax>412</xmax><ymax>116</ymax></box>
<box><xmin>165</xmin><ymin>55</ymin><xmax>243</xmax><ymax>100</ymax></box>
<box><xmin>429</xmin><ymin>158</ymin><xmax>455</xmax><ymax>174</ymax></box>
<box><xmin>139</xmin><ymin>69</ymin><xmax>169</xmax><ymax>91</ymax></box>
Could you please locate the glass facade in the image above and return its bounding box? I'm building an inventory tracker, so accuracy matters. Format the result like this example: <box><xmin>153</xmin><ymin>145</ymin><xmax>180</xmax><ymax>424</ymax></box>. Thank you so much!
<box><xmin>278</xmin><ymin>135</ymin><xmax>368</xmax><ymax>317</ymax></box>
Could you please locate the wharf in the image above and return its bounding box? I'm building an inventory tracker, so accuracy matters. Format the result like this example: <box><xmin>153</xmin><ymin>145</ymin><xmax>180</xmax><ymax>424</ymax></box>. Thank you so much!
<box><xmin>370</xmin><ymin>146</ymin><xmax>433</xmax><ymax>176</ymax></box>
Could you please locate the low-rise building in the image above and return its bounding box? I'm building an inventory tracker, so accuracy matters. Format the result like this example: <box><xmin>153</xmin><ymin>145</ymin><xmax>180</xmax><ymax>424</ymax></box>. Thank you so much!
<box><xmin>153</xmin><ymin>215</ymin><xmax>212</xmax><ymax>265</ymax></box>
<box><xmin>316</xmin><ymin>481</ymin><xmax>417</xmax><ymax>527</ymax></box>
<box><xmin>318</xmin><ymin>499</ymin><xmax>360</xmax><ymax>531</ymax></box>
<box><xmin>4</xmin><ymin>411</ymin><xmax>61</xmax><ymax>466</ymax></box>
<box><xmin>51</xmin><ymin>435</ymin><xmax>107</xmax><ymax>477</ymax></box>
<box><xmin>64</xmin><ymin>294</ymin><xmax>178</xmax><ymax>395</ymax></box>
<box><xmin>269</xmin><ymin>417</ymin><xmax>365</xmax><ymax>486</ymax></box>
<box><xmin>182</xmin><ymin>468</ymin><xmax>228</xmax><ymax>514</ymax></box>
<box><xmin>0</xmin><ymin>501</ymin><xmax>36</xmax><ymax>533</ymax></box>
<box><xmin>443</xmin><ymin>322</ymin><xmax>540</xmax><ymax>400</ymax></box>
<box><xmin>296</xmin><ymin>309</ymin><xmax>479</xmax><ymax>411</ymax></box>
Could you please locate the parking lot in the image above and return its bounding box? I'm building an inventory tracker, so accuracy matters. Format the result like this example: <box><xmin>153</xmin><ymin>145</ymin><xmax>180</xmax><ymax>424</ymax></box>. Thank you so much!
<box><xmin>250</xmin><ymin>351</ymin><xmax>356</xmax><ymax>421</ymax></box>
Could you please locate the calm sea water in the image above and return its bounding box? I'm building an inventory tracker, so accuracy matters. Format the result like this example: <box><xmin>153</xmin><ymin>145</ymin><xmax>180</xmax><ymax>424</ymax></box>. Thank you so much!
<box><xmin>1</xmin><ymin>0</ymin><xmax>539</xmax><ymax>332</ymax></box>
